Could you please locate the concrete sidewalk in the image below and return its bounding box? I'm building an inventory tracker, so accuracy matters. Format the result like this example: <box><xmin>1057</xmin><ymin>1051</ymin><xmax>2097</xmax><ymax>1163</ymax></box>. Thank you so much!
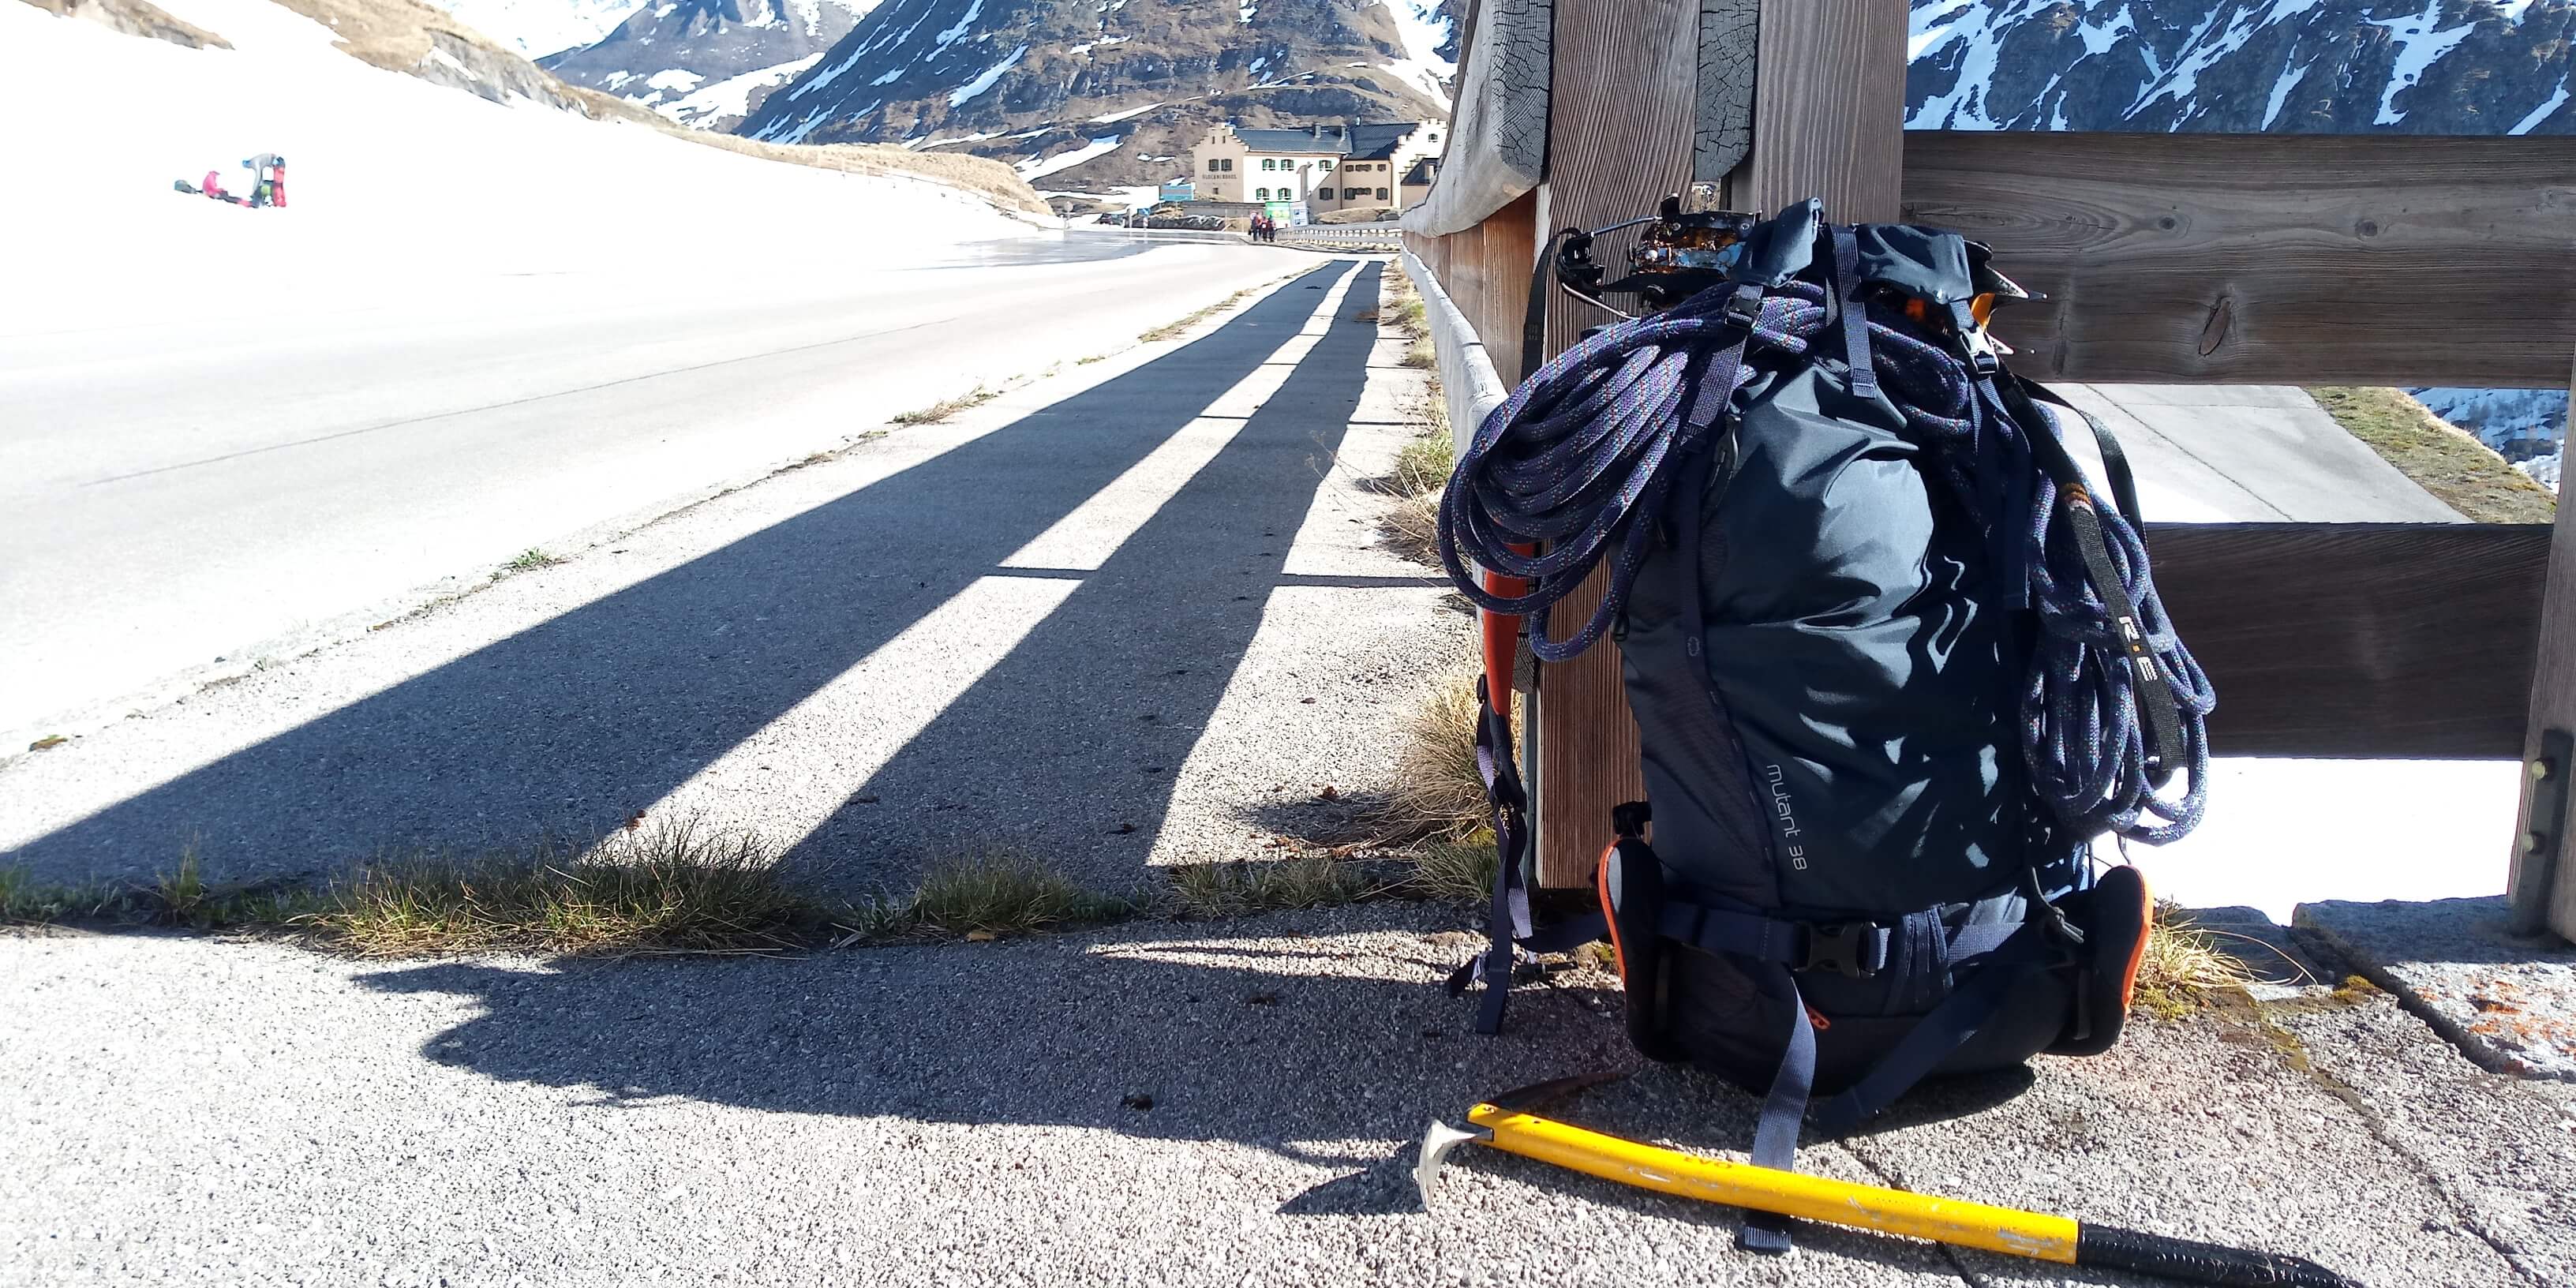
<box><xmin>5</xmin><ymin>908</ymin><xmax>2567</xmax><ymax>1287</ymax></box>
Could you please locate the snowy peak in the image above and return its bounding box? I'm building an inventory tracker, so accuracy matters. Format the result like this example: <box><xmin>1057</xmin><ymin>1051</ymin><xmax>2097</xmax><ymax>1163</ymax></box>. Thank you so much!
<box><xmin>1908</xmin><ymin>0</ymin><xmax>2574</xmax><ymax>134</ymax></box>
<box><xmin>542</xmin><ymin>0</ymin><xmax>876</xmax><ymax>129</ymax></box>
<box><xmin>737</xmin><ymin>0</ymin><xmax>1458</xmax><ymax>186</ymax></box>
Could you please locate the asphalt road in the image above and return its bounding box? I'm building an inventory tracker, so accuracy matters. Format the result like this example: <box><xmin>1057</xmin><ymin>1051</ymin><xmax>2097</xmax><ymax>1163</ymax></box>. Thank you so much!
<box><xmin>0</xmin><ymin>231</ymin><xmax>1295</xmax><ymax>745</ymax></box>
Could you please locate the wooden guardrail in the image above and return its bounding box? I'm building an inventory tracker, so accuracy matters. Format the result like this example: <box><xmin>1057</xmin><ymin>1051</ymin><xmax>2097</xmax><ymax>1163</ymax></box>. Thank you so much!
<box><xmin>1402</xmin><ymin>0</ymin><xmax>2576</xmax><ymax>942</ymax></box>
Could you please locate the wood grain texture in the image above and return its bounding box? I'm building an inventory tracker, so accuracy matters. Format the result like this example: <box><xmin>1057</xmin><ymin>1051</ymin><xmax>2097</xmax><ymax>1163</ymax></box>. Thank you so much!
<box><xmin>1531</xmin><ymin>0</ymin><xmax>1702</xmax><ymax>887</ymax></box>
<box><xmin>2150</xmin><ymin>522</ymin><xmax>2552</xmax><ymax>759</ymax></box>
<box><xmin>1401</xmin><ymin>0</ymin><xmax>1552</xmax><ymax>238</ymax></box>
<box><xmin>1473</xmin><ymin>194</ymin><xmax>1537</xmax><ymax>383</ymax></box>
<box><xmin>1732</xmin><ymin>0</ymin><xmax>1906</xmax><ymax>219</ymax></box>
<box><xmin>1900</xmin><ymin>132</ymin><xmax>2576</xmax><ymax>388</ymax></box>
<box><xmin>2518</xmin><ymin>360</ymin><xmax>2576</xmax><ymax>936</ymax></box>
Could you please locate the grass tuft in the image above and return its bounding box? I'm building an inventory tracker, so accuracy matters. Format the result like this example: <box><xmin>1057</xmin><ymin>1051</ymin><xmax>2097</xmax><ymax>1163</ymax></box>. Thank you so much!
<box><xmin>309</xmin><ymin>824</ymin><xmax>834</xmax><ymax>957</ymax></box>
<box><xmin>27</xmin><ymin>734</ymin><xmax>68</xmax><ymax>752</ymax></box>
<box><xmin>878</xmin><ymin>850</ymin><xmax>1137</xmax><ymax>940</ymax></box>
<box><xmin>1379</xmin><ymin>418</ymin><xmax>1453</xmax><ymax>564</ymax></box>
<box><xmin>1377</xmin><ymin>664</ymin><xmax>1501</xmax><ymax>844</ymax></box>
<box><xmin>1140</xmin><ymin>287</ymin><xmax>1258</xmax><ymax>343</ymax></box>
<box><xmin>2307</xmin><ymin>387</ymin><xmax>2558</xmax><ymax>524</ymax></box>
<box><xmin>1407</xmin><ymin>835</ymin><xmax>1498</xmax><ymax>904</ymax></box>
<box><xmin>2130</xmin><ymin>901</ymin><xmax>2257</xmax><ymax>1020</ymax></box>
<box><xmin>1163</xmin><ymin>857</ymin><xmax>1380</xmax><ymax>919</ymax></box>
<box><xmin>501</xmin><ymin>548</ymin><xmax>564</xmax><ymax>575</ymax></box>
<box><xmin>889</xmin><ymin>387</ymin><xmax>997</xmax><ymax>426</ymax></box>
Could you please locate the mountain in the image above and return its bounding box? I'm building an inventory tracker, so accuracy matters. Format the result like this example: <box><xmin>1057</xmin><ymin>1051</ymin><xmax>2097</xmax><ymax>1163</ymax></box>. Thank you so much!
<box><xmin>735</xmin><ymin>0</ymin><xmax>1458</xmax><ymax>188</ymax></box>
<box><xmin>427</xmin><ymin>0</ymin><xmax>638</xmax><ymax>58</ymax></box>
<box><xmin>1911</xmin><ymin>0</ymin><xmax>2568</xmax><ymax>485</ymax></box>
<box><xmin>1909</xmin><ymin>0</ymin><xmax>2573</xmax><ymax>133</ymax></box>
<box><xmin>541</xmin><ymin>0</ymin><xmax>877</xmax><ymax>129</ymax></box>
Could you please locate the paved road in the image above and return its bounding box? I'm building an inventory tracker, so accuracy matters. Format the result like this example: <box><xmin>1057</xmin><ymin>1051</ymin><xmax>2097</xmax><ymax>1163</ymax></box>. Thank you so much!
<box><xmin>0</xmin><ymin>232</ymin><xmax>1294</xmax><ymax>745</ymax></box>
<box><xmin>1</xmin><ymin>259</ymin><xmax>1462</xmax><ymax>893</ymax></box>
<box><xmin>3</xmin><ymin>908</ymin><xmax>2560</xmax><ymax>1287</ymax></box>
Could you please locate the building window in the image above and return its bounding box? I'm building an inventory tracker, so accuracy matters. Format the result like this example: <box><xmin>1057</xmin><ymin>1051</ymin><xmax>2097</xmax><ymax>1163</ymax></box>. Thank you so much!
<box><xmin>1207</xmin><ymin>159</ymin><xmax>1219</xmax><ymax>172</ymax></box>
<box><xmin>1260</xmin><ymin>158</ymin><xmax>1275</xmax><ymax>170</ymax></box>
<box><xmin>1318</xmin><ymin>159</ymin><xmax>1333</xmax><ymax>170</ymax></box>
<box><xmin>1222</xmin><ymin>159</ymin><xmax>1234</xmax><ymax>171</ymax></box>
<box><xmin>1376</xmin><ymin>187</ymin><xmax>1389</xmax><ymax>200</ymax></box>
<box><xmin>1255</xmin><ymin>186</ymin><xmax>1270</xmax><ymax>200</ymax></box>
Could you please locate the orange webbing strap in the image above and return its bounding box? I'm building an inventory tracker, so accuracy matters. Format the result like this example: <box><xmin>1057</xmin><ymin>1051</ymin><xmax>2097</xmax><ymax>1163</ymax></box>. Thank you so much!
<box><xmin>1478</xmin><ymin>549</ymin><xmax>1533</xmax><ymax>714</ymax></box>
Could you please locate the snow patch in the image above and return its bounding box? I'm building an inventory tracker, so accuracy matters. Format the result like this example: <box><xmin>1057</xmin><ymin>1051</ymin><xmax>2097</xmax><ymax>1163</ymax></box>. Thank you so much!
<box><xmin>947</xmin><ymin>42</ymin><xmax>1024</xmax><ymax>107</ymax></box>
<box><xmin>2366</xmin><ymin>0</ymin><xmax>2477</xmax><ymax>126</ymax></box>
<box><xmin>644</xmin><ymin>68</ymin><xmax>703</xmax><ymax>92</ymax></box>
<box><xmin>1017</xmin><ymin>134</ymin><xmax>1124</xmax><ymax>180</ymax></box>
<box><xmin>1088</xmin><ymin>100</ymin><xmax>1161</xmax><ymax>123</ymax></box>
<box><xmin>1376</xmin><ymin>0</ymin><xmax>1455</xmax><ymax>98</ymax></box>
<box><xmin>657</xmin><ymin>52</ymin><xmax>823</xmax><ymax>125</ymax></box>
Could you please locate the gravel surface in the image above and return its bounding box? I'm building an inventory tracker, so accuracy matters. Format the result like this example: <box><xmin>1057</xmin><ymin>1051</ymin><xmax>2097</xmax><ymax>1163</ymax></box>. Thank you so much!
<box><xmin>0</xmin><ymin>257</ymin><xmax>1462</xmax><ymax>895</ymax></box>
<box><xmin>1</xmin><ymin>906</ymin><xmax>2547</xmax><ymax>1287</ymax></box>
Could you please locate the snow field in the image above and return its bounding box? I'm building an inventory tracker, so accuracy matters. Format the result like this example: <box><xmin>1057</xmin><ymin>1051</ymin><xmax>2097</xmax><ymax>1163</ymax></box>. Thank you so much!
<box><xmin>0</xmin><ymin>0</ymin><xmax>1041</xmax><ymax>335</ymax></box>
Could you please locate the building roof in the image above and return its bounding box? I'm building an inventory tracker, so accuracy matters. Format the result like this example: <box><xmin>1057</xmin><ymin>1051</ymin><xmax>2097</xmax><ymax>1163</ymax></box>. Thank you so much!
<box><xmin>1230</xmin><ymin>122</ymin><xmax>1425</xmax><ymax>159</ymax></box>
<box><xmin>1402</xmin><ymin>157</ymin><xmax>1436</xmax><ymax>185</ymax></box>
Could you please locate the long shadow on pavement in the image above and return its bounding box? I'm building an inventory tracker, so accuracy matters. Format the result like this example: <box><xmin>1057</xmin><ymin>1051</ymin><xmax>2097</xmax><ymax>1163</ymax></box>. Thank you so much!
<box><xmin>5</xmin><ymin>260</ymin><xmax>1376</xmax><ymax>893</ymax></box>
<box><xmin>344</xmin><ymin>909</ymin><xmax>1965</xmax><ymax>1279</ymax></box>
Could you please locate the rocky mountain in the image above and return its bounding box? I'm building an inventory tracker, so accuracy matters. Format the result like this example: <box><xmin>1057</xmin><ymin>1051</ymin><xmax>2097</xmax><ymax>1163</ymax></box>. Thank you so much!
<box><xmin>736</xmin><ymin>0</ymin><xmax>1458</xmax><ymax>187</ymax></box>
<box><xmin>1911</xmin><ymin>0</ymin><xmax>2568</xmax><ymax>484</ymax></box>
<box><xmin>541</xmin><ymin>0</ymin><xmax>877</xmax><ymax>129</ymax></box>
<box><xmin>1909</xmin><ymin>0</ymin><xmax>2573</xmax><ymax>133</ymax></box>
<box><xmin>428</xmin><ymin>0</ymin><xmax>639</xmax><ymax>58</ymax></box>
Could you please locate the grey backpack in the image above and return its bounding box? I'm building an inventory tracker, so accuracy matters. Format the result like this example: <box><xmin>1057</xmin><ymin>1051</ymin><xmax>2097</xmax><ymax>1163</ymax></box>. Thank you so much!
<box><xmin>1438</xmin><ymin>199</ymin><xmax>2213</xmax><ymax>1252</ymax></box>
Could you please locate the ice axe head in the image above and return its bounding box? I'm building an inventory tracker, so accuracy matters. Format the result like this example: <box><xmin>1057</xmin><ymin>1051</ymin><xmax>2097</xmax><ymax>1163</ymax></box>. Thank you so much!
<box><xmin>1412</xmin><ymin>1119</ymin><xmax>1490</xmax><ymax>1209</ymax></box>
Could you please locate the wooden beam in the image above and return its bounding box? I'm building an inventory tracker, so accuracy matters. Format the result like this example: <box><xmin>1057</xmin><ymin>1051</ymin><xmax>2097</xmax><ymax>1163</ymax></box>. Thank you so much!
<box><xmin>1530</xmin><ymin>0</ymin><xmax>1702</xmax><ymax>889</ymax></box>
<box><xmin>1900</xmin><ymin>132</ymin><xmax>2576</xmax><ymax>388</ymax></box>
<box><xmin>1530</xmin><ymin>0</ymin><xmax>1904</xmax><ymax>886</ymax></box>
<box><xmin>1402</xmin><ymin>0</ymin><xmax>1552</xmax><ymax>238</ymax></box>
<box><xmin>1729</xmin><ymin>0</ymin><xmax>1907</xmax><ymax>219</ymax></box>
<box><xmin>2150</xmin><ymin>522</ymin><xmax>2552</xmax><ymax>759</ymax></box>
<box><xmin>2511</xmin><ymin>357</ymin><xmax>2576</xmax><ymax>938</ymax></box>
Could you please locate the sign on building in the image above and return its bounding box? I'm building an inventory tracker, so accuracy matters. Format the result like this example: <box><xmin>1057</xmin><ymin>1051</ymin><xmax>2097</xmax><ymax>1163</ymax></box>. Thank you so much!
<box><xmin>1159</xmin><ymin>181</ymin><xmax>1196</xmax><ymax>203</ymax></box>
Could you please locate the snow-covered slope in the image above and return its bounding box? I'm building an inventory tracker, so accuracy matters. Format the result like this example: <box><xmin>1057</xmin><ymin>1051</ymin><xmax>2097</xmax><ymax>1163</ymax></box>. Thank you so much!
<box><xmin>541</xmin><ymin>0</ymin><xmax>876</xmax><ymax>130</ymax></box>
<box><xmin>1908</xmin><ymin>0</ymin><xmax>2574</xmax><ymax>133</ymax></box>
<box><xmin>736</xmin><ymin>0</ymin><xmax>1458</xmax><ymax>187</ymax></box>
<box><xmin>2</xmin><ymin>0</ymin><xmax>1041</xmax><ymax>334</ymax></box>
<box><xmin>425</xmin><ymin>0</ymin><xmax>640</xmax><ymax>58</ymax></box>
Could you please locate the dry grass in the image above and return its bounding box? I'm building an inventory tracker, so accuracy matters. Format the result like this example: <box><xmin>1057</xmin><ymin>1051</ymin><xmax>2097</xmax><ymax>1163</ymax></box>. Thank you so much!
<box><xmin>31</xmin><ymin>0</ymin><xmax>230</xmax><ymax>46</ymax></box>
<box><xmin>306</xmin><ymin>826</ymin><xmax>839</xmax><ymax>957</ymax></box>
<box><xmin>2307</xmin><ymin>387</ymin><xmax>2559</xmax><ymax>524</ymax></box>
<box><xmin>1380</xmin><ymin>424</ymin><xmax>1452</xmax><ymax>564</ymax></box>
<box><xmin>1161</xmin><ymin>858</ymin><xmax>1380</xmax><ymax>919</ymax></box>
<box><xmin>878</xmin><ymin>851</ymin><xmax>1137</xmax><ymax>940</ymax></box>
<box><xmin>1377</xmin><ymin>663</ymin><xmax>1504</xmax><ymax>844</ymax></box>
<box><xmin>676</xmin><ymin>133</ymin><xmax>1054</xmax><ymax>219</ymax></box>
<box><xmin>1140</xmin><ymin>286</ymin><xmax>1259</xmax><ymax>343</ymax></box>
<box><xmin>889</xmin><ymin>387</ymin><xmax>995</xmax><ymax>425</ymax></box>
<box><xmin>1409</xmin><ymin>835</ymin><xmax>1498</xmax><ymax>904</ymax></box>
<box><xmin>2129</xmin><ymin>901</ymin><xmax>2257</xmax><ymax>1020</ymax></box>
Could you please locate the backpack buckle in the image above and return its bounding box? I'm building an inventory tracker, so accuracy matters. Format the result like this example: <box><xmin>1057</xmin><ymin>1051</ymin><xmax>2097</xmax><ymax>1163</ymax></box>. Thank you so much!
<box><xmin>1721</xmin><ymin>284</ymin><xmax>1764</xmax><ymax>328</ymax></box>
<box><xmin>1802</xmin><ymin>923</ymin><xmax>1876</xmax><ymax>979</ymax></box>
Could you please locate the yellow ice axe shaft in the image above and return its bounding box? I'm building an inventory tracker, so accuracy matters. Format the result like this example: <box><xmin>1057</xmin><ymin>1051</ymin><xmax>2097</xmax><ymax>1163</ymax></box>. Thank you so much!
<box><xmin>1459</xmin><ymin>1103</ymin><xmax>2360</xmax><ymax>1287</ymax></box>
<box><xmin>1469</xmin><ymin>1103</ymin><xmax>2076</xmax><ymax>1262</ymax></box>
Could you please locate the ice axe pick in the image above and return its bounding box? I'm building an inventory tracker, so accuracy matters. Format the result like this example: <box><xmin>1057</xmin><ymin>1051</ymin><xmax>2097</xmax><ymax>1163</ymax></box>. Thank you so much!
<box><xmin>1417</xmin><ymin>1074</ymin><xmax>2360</xmax><ymax>1288</ymax></box>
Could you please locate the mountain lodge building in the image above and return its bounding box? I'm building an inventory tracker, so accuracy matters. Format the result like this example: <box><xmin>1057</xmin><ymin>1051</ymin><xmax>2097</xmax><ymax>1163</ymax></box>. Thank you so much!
<box><xmin>1189</xmin><ymin>121</ymin><xmax>1442</xmax><ymax>215</ymax></box>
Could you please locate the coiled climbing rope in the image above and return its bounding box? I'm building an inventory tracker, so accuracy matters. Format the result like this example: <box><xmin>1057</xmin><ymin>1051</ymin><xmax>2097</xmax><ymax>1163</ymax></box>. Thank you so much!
<box><xmin>1436</xmin><ymin>275</ymin><xmax>2214</xmax><ymax>846</ymax></box>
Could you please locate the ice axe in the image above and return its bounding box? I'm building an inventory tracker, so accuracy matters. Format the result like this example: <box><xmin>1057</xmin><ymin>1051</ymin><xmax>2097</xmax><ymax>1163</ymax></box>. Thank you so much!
<box><xmin>1417</xmin><ymin>1073</ymin><xmax>2360</xmax><ymax>1288</ymax></box>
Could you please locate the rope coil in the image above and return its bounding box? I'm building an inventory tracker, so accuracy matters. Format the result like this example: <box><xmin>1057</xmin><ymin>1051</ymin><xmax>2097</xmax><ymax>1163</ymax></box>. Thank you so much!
<box><xmin>1436</xmin><ymin>275</ymin><xmax>2213</xmax><ymax>846</ymax></box>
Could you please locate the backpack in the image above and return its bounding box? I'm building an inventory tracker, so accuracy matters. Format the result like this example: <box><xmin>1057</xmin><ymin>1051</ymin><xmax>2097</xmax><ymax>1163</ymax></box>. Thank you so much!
<box><xmin>1435</xmin><ymin>198</ymin><xmax>2214</xmax><ymax>1252</ymax></box>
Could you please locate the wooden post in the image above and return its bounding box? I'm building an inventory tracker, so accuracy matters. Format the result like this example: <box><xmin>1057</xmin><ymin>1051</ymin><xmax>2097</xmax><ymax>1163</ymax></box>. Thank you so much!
<box><xmin>1530</xmin><ymin>0</ymin><xmax>1905</xmax><ymax>886</ymax></box>
<box><xmin>1530</xmin><ymin>0</ymin><xmax>1702</xmax><ymax>887</ymax></box>
<box><xmin>2510</xmin><ymin>357</ymin><xmax>2576</xmax><ymax>940</ymax></box>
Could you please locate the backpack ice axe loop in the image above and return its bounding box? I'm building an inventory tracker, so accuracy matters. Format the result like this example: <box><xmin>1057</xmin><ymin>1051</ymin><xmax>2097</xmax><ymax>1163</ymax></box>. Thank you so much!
<box><xmin>1416</xmin><ymin>1076</ymin><xmax>2362</xmax><ymax>1288</ymax></box>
